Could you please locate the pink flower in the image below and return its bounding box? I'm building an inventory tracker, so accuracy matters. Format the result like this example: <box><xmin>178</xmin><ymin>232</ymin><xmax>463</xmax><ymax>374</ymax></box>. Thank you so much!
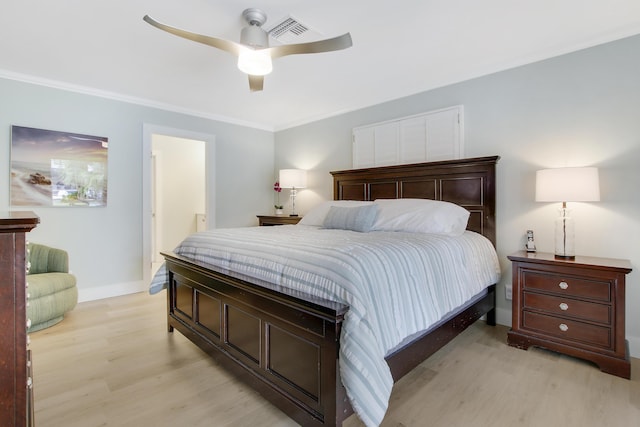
<box><xmin>273</xmin><ymin>181</ymin><xmax>283</xmax><ymax>209</ymax></box>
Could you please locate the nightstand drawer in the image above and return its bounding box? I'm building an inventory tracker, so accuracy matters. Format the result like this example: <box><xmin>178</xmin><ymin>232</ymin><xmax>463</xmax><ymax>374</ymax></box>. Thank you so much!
<box><xmin>522</xmin><ymin>271</ymin><xmax>611</xmax><ymax>302</ymax></box>
<box><xmin>523</xmin><ymin>292</ymin><xmax>611</xmax><ymax>324</ymax></box>
<box><xmin>522</xmin><ymin>311</ymin><xmax>611</xmax><ymax>349</ymax></box>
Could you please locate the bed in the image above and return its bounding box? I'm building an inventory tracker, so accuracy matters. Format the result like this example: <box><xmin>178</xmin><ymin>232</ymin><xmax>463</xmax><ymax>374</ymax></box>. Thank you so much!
<box><xmin>152</xmin><ymin>155</ymin><xmax>500</xmax><ymax>426</ymax></box>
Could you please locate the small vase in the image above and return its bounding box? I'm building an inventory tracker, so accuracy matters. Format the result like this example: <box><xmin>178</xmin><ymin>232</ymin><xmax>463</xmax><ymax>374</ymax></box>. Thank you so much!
<box><xmin>275</xmin><ymin>209</ymin><xmax>284</xmax><ymax>215</ymax></box>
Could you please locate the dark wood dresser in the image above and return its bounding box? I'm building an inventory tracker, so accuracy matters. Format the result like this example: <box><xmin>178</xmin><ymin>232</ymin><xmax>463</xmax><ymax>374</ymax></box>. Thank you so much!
<box><xmin>507</xmin><ymin>251</ymin><xmax>632</xmax><ymax>378</ymax></box>
<box><xmin>0</xmin><ymin>211</ymin><xmax>39</xmax><ymax>427</ymax></box>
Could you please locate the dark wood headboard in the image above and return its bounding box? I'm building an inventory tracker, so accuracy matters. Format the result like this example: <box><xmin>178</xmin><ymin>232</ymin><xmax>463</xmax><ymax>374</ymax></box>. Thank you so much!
<box><xmin>330</xmin><ymin>156</ymin><xmax>499</xmax><ymax>247</ymax></box>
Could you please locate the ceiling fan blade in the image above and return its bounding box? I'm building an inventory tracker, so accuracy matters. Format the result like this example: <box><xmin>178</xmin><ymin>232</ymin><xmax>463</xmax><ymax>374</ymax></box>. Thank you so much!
<box><xmin>270</xmin><ymin>33</ymin><xmax>353</xmax><ymax>59</ymax></box>
<box><xmin>248</xmin><ymin>75</ymin><xmax>264</xmax><ymax>92</ymax></box>
<box><xmin>143</xmin><ymin>15</ymin><xmax>243</xmax><ymax>56</ymax></box>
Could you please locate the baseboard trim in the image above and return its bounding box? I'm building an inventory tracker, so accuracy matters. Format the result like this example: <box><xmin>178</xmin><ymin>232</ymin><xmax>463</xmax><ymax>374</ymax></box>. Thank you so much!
<box><xmin>78</xmin><ymin>281</ymin><xmax>148</xmax><ymax>303</ymax></box>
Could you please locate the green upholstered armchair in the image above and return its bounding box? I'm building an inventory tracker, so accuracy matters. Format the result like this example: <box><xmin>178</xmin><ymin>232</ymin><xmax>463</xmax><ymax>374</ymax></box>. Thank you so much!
<box><xmin>26</xmin><ymin>243</ymin><xmax>78</xmax><ymax>332</ymax></box>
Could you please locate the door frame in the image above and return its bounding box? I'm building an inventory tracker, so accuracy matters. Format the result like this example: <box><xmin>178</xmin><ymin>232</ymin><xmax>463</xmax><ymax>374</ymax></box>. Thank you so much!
<box><xmin>142</xmin><ymin>123</ymin><xmax>216</xmax><ymax>285</ymax></box>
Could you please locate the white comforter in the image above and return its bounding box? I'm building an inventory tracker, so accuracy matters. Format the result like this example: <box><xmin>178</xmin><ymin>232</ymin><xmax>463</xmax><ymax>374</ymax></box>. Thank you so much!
<box><xmin>149</xmin><ymin>225</ymin><xmax>500</xmax><ymax>426</ymax></box>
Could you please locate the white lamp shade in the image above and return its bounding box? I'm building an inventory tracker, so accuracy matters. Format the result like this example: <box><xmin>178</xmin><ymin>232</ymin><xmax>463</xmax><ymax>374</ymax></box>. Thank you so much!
<box><xmin>535</xmin><ymin>167</ymin><xmax>600</xmax><ymax>202</ymax></box>
<box><xmin>279</xmin><ymin>169</ymin><xmax>307</xmax><ymax>189</ymax></box>
<box><xmin>237</xmin><ymin>47</ymin><xmax>272</xmax><ymax>76</ymax></box>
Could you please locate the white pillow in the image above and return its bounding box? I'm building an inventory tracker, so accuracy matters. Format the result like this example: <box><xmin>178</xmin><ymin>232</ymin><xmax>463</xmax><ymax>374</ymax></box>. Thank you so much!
<box><xmin>298</xmin><ymin>200</ymin><xmax>374</xmax><ymax>226</ymax></box>
<box><xmin>372</xmin><ymin>198</ymin><xmax>470</xmax><ymax>236</ymax></box>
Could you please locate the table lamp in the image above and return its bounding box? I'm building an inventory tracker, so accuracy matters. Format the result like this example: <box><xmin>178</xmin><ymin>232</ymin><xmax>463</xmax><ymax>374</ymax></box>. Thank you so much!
<box><xmin>279</xmin><ymin>169</ymin><xmax>307</xmax><ymax>216</ymax></box>
<box><xmin>535</xmin><ymin>167</ymin><xmax>600</xmax><ymax>259</ymax></box>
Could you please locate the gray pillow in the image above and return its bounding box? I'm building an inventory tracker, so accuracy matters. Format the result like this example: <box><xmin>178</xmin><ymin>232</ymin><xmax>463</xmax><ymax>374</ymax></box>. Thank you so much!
<box><xmin>322</xmin><ymin>204</ymin><xmax>378</xmax><ymax>232</ymax></box>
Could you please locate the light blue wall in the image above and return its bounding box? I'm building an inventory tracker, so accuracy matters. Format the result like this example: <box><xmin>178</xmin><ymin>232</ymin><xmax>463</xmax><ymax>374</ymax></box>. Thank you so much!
<box><xmin>275</xmin><ymin>34</ymin><xmax>640</xmax><ymax>356</ymax></box>
<box><xmin>0</xmin><ymin>78</ymin><xmax>274</xmax><ymax>296</ymax></box>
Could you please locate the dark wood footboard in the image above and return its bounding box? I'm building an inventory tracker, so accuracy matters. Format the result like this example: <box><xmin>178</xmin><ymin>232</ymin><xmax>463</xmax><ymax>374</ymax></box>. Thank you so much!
<box><xmin>163</xmin><ymin>252</ymin><xmax>352</xmax><ymax>426</ymax></box>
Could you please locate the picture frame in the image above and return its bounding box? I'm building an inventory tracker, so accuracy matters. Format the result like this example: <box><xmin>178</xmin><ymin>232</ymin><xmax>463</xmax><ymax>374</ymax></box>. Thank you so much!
<box><xmin>10</xmin><ymin>125</ymin><xmax>109</xmax><ymax>207</ymax></box>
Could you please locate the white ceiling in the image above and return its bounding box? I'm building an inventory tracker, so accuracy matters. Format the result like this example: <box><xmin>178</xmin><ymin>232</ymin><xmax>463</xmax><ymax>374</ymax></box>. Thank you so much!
<box><xmin>2</xmin><ymin>1</ymin><xmax>639</xmax><ymax>131</ymax></box>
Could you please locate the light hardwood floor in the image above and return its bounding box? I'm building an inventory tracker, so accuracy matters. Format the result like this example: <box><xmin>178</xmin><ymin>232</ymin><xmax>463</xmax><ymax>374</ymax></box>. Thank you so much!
<box><xmin>30</xmin><ymin>292</ymin><xmax>640</xmax><ymax>427</ymax></box>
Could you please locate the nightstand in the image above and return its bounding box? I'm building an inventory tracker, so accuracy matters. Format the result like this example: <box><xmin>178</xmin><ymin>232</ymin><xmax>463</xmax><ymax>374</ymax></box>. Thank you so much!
<box><xmin>507</xmin><ymin>251</ymin><xmax>632</xmax><ymax>379</ymax></box>
<box><xmin>257</xmin><ymin>215</ymin><xmax>301</xmax><ymax>226</ymax></box>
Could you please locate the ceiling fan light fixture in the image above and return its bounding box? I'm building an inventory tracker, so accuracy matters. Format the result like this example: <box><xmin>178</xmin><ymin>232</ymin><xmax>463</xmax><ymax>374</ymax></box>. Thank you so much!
<box><xmin>144</xmin><ymin>7</ymin><xmax>352</xmax><ymax>91</ymax></box>
<box><xmin>237</xmin><ymin>48</ymin><xmax>273</xmax><ymax>76</ymax></box>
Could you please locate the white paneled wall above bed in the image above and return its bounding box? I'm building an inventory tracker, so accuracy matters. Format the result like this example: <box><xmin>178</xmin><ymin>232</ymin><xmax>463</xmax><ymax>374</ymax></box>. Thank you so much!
<box><xmin>352</xmin><ymin>105</ymin><xmax>464</xmax><ymax>168</ymax></box>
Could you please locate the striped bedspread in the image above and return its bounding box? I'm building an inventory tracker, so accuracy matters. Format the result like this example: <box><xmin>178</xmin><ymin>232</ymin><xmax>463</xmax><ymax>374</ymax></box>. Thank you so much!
<box><xmin>149</xmin><ymin>225</ymin><xmax>500</xmax><ymax>426</ymax></box>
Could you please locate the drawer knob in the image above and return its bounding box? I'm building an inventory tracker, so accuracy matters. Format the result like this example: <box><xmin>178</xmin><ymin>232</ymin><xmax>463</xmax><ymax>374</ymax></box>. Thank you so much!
<box><xmin>558</xmin><ymin>281</ymin><xmax>569</xmax><ymax>290</ymax></box>
<box><xmin>559</xmin><ymin>303</ymin><xmax>569</xmax><ymax>311</ymax></box>
<box><xmin>559</xmin><ymin>323</ymin><xmax>569</xmax><ymax>332</ymax></box>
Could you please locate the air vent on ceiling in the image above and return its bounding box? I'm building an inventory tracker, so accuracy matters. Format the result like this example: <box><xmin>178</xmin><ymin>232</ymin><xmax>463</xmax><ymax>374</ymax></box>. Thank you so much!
<box><xmin>267</xmin><ymin>15</ymin><xmax>323</xmax><ymax>44</ymax></box>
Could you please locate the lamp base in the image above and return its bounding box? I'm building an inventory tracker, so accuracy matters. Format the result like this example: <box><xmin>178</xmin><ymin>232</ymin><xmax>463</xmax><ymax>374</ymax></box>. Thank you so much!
<box><xmin>554</xmin><ymin>207</ymin><xmax>575</xmax><ymax>260</ymax></box>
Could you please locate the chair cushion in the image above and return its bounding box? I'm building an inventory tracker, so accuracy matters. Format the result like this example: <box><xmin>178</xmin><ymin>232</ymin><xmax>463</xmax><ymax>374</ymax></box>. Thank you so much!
<box><xmin>27</xmin><ymin>273</ymin><xmax>77</xmax><ymax>298</ymax></box>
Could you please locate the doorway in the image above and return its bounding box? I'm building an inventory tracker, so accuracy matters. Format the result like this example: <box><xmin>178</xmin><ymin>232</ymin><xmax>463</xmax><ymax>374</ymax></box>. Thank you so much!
<box><xmin>142</xmin><ymin>124</ymin><xmax>216</xmax><ymax>285</ymax></box>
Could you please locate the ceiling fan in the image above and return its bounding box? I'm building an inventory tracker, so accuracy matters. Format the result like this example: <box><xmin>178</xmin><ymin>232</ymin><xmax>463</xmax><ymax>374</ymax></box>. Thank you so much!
<box><xmin>143</xmin><ymin>8</ymin><xmax>353</xmax><ymax>92</ymax></box>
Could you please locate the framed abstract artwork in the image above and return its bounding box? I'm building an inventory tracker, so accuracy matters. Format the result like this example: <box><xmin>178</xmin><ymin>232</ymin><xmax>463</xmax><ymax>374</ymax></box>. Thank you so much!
<box><xmin>10</xmin><ymin>125</ymin><xmax>108</xmax><ymax>207</ymax></box>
